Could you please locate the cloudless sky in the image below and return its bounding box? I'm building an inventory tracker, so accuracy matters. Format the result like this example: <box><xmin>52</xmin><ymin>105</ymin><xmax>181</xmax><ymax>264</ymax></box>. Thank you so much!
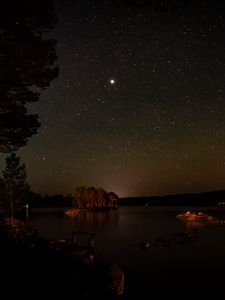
<box><xmin>1</xmin><ymin>0</ymin><xmax>225</xmax><ymax>197</ymax></box>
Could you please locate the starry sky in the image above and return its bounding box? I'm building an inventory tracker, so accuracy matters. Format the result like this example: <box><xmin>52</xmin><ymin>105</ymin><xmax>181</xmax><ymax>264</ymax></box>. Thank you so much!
<box><xmin>1</xmin><ymin>0</ymin><xmax>225</xmax><ymax>197</ymax></box>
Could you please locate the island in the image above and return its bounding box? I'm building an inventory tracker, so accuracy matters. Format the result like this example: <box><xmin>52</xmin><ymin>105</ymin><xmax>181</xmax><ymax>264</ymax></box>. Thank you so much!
<box><xmin>74</xmin><ymin>187</ymin><xmax>119</xmax><ymax>210</ymax></box>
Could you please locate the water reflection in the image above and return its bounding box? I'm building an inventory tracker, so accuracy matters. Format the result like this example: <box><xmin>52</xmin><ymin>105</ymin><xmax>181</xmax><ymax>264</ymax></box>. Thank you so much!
<box><xmin>139</xmin><ymin>220</ymin><xmax>206</xmax><ymax>250</ymax></box>
<box><xmin>73</xmin><ymin>210</ymin><xmax>119</xmax><ymax>232</ymax></box>
<box><xmin>185</xmin><ymin>220</ymin><xmax>205</xmax><ymax>235</ymax></box>
<box><xmin>172</xmin><ymin>220</ymin><xmax>205</xmax><ymax>245</ymax></box>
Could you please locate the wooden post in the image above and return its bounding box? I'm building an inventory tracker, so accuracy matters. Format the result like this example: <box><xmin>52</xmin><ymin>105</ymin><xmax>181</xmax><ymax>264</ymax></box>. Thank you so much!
<box><xmin>72</xmin><ymin>232</ymin><xmax>77</xmax><ymax>244</ymax></box>
<box><xmin>10</xmin><ymin>188</ymin><xmax>13</xmax><ymax>224</ymax></box>
<box><xmin>88</xmin><ymin>234</ymin><xmax>95</xmax><ymax>249</ymax></box>
<box><xmin>72</xmin><ymin>231</ymin><xmax>96</xmax><ymax>249</ymax></box>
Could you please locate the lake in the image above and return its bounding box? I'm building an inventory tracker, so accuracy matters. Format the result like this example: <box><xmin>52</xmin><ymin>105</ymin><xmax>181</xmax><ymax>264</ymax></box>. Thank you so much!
<box><xmin>27</xmin><ymin>206</ymin><xmax>225</xmax><ymax>299</ymax></box>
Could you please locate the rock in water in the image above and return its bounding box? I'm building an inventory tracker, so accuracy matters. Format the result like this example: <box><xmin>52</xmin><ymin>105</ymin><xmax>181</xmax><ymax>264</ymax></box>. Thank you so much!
<box><xmin>106</xmin><ymin>264</ymin><xmax>124</xmax><ymax>295</ymax></box>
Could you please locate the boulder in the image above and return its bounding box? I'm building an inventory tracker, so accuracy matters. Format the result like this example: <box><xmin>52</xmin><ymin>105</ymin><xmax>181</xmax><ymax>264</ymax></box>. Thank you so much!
<box><xmin>106</xmin><ymin>264</ymin><xmax>124</xmax><ymax>295</ymax></box>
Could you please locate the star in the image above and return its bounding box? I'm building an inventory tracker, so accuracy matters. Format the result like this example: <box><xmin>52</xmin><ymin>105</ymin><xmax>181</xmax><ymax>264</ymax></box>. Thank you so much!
<box><xmin>4</xmin><ymin>0</ymin><xmax>225</xmax><ymax>198</ymax></box>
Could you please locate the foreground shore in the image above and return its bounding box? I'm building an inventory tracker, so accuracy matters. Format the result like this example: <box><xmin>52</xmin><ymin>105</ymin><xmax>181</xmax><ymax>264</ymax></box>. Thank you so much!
<box><xmin>0</xmin><ymin>218</ymin><xmax>124</xmax><ymax>299</ymax></box>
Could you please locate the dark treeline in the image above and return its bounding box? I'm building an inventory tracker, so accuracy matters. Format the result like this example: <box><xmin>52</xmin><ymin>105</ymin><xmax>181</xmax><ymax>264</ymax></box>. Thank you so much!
<box><xmin>112</xmin><ymin>0</ymin><xmax>190</xmax><ymax>10</ymax></box>
<box><xmin>119</xmin><ymin>190</ymin><xmax>225</xmax><ymax>206</ymax></box>
<box><xmin>29</xmin><ymin>192</ymin><xmax>74</xmax><ymax>207</ymax></box>
<box><xmin>25</xmin><ymin>189</ymin><xmax>225</xmax><ymax>208</ymax></box>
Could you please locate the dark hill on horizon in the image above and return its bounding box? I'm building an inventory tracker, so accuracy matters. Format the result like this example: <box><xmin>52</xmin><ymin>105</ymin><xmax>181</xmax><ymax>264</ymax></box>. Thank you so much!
<box><xmin>119</xmin><ymin>190</ymin><xmax>225</xmax><ymax>206</ymax></box>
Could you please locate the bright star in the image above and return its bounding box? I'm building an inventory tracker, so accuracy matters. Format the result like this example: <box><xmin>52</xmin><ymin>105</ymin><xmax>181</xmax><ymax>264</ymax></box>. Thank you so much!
<box><xmin>110</xmin><ymin>79</ymin><xmax>115</xmax><ymax>84</ymax></box>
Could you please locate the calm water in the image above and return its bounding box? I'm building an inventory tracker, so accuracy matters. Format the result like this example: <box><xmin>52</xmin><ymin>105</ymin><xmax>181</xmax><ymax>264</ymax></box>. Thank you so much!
<box><xmin>28</xmin><ymin>206</ymin><xmax>225</xmax><ymax>299</ymax></box>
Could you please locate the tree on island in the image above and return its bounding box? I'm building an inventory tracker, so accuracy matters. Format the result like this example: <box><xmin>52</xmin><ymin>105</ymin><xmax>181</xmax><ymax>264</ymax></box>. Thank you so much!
<box><xmin>0</xmin><ymin>0</ymin><xmax>58</xmax><ymax>153</ymax></box>
<box><xmin>2</xmin><ymin>152</ymin><xmax>30</xmax><ymax>219</ymax></box>
<box><xmin>74</xmin><ymin>186</ymin><xmax>119</xmax><ymax>210</ymax></box>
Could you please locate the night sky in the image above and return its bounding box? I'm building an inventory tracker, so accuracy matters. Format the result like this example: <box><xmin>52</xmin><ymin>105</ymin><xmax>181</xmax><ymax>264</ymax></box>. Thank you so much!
<box><xmin>1</xmin><ymin>0</ymin><xmax>225</xmax><ymax>197</ymax></box>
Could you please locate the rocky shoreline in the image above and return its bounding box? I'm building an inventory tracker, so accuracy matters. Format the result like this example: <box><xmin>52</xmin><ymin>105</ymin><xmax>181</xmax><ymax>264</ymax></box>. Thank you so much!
<box><xmin>0</xmin><ymin>218</ymin><xmax>124</xmax><ymax>299</ymax></box>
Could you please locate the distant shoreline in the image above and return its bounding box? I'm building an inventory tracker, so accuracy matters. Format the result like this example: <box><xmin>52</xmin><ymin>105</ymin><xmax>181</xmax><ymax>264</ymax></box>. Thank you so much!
<box><xmin>119</xmin><ymin>189</ymin><xmax>225</xmax><ymax>206</ymax></box>
<box><xmin>2</xmin><ymin>189</ymin><xmax>224</xmax><ymax>210</ymax></box>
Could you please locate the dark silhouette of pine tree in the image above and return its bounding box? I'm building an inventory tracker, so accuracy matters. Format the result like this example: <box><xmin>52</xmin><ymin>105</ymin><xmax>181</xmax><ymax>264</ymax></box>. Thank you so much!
<box><xmin>0</xmin><ymin>0</ymin><xmax>59</xmax><ymax>152</ymax></box>
<box><xmin>2</xmin><ymin>152</ymin><xmax>30</xmax><ymax>218</ymax></box>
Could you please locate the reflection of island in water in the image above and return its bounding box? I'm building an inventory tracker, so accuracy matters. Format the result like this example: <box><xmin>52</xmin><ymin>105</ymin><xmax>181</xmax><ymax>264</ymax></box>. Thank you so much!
<box><xmin>172</xmin><ymin>213</ymin><xmax>209</xmax><ymax>246</ymax></box>
<box><xmin>185</xmin><ymin>220</ymin><xmax>205</xmax><ymax>235</ymax></box>
<box><xmin>73</xmin><ymin>210</ymin><xmax>119</xmax><ymax>232</ymax></box>
<box><xmin>140</xmin><ymin>218</ymin><xmax>206</xmax><ymax>250</ymax></box>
